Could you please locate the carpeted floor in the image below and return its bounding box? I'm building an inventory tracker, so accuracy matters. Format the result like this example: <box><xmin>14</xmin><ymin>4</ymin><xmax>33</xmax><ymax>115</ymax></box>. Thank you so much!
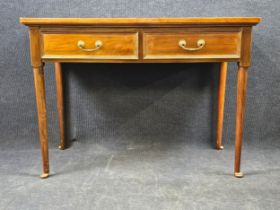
<box><xmin>1</xmin><ymin>140</ymin><xmax>279</xmax><ymax>210</ymax></box>
<box><xmin>1</xmin><ymin>0</ymin><xmax>280</xmax><ymax>209</ymax></box>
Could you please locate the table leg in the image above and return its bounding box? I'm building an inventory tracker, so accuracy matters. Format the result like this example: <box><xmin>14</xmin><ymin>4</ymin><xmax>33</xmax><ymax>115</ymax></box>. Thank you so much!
<box><xmin>216</xmin><ymin>62</ymin><xmax>228</xmax><ymax>150</ymax></box>
<box><xmin>55</xmin><ymin>62</ymin><xmax>65</xmax><ymax>150</ymax></box>
<box><xmin>234</xmin><ymin>65</ymin><xmax>248</xmax><ymax>178</ymax></box>
<box><xmin>33</xmin><ymin>66</ymin><xmax>49</xmax><ymax>178</ymax></box>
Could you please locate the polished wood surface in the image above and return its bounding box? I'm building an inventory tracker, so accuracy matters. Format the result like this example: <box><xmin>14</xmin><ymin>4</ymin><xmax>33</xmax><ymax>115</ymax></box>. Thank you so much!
<box><xmin>29</xmin><ymin>26</ymin><xmax>49</xmax><ymax>178</ymax></box>
<box><xmin>20</xmin><ymin>17</ymin><xmax>261</xmax><ymax>26</ymax></box>
<box><xmin>55</xmin><ymin>63</ymin><xmax>65</xmax><ymax>150</ymax></box>
<box><xmin>143</xmin><ymin>31</ymin><xmax>241</xmax><ymax>59</ymax></box>
<box><xmin>33</xmin><ymin>66</ymin><xmax>49</xmax><ymax>179</ymax></box>
<box><xmin>21</xmin><ymin>17</ymin><xmax>261</xmax><ymax>178</ymax></box>
<box><xmin>234</xmin><ymin>66</ymin><xmax>249</xmax><ymax>178</ymax></box>
<box><xmin>240</xmin><ymin>27</ymin><xmax>253</xmax><ymax>67</ymax></box>
<box><xmin>43</xmin><ymin>33</ymin><xmax>138</xmax><ymax>60</ymax></box>
<box><xmin>216</xmin><ymin>62</ymin><xmax>228</xmax><ymax>150</ymax></box>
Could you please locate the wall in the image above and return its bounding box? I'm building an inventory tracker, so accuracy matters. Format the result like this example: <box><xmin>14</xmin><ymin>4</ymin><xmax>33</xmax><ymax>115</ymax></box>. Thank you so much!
<box><xmin>0</xmin><ymin>0</ymin><xmax>279</xmax><ymax>150</ymax></box>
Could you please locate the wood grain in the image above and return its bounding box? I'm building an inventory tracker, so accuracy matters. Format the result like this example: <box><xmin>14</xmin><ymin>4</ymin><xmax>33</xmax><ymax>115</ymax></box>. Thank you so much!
<box><xmin>216</xmin><ymin>62</ymin><xmax>228</xmax><ymax>150</ymax></box>
<box><xmin>28</xmin><ymin>27</ymin><xmax>42</xmax><ymax>67</ymax></box>
<box><xmin>33</xmin><ymin>66</ymin><xmax>49</xmax><ymax>178</ymax></box>
<box><xmin>55</xmin><ymin>62</ymin><xmax>65</xmax><ymax>150</ymax></box>
<box><xmin>29</xmin><ymin>26</ymin><xmax>49</xmax><ymax>178</ymax></box>
<box><xmin>20</xmin><ymin>17</ymin><xmax>261</xmax><ymax>26</ymax></box>
<box><xmin>42</xmin><ymin>33</ymin><xmax>138</xmax><ymax>59</ymax></box>
<box><xmin>234</xmin><ymin>65</ymin><xmax>248</xmax><ymax>178</ymax></box>
<box><xmin>240</xmin><ymin>27</ymin><xmax>253</xmax><ymax>67</ymax></box>
<box><xmin>143</xmin><ymin>31</ymin><xmax>241</xmax><ymax>59</ymax></box>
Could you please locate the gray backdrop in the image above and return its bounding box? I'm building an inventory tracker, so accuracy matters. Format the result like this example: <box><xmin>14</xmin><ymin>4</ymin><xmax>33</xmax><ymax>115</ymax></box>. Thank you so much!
<box><xmin>0</xmin><ymin>0</ymin><xmax>279</xmax><ymax>149</ymax></box>
<box><xmin>0</xmin><ymin>1</ymin><xmax>280</xmax><ymax>210</ymax></box>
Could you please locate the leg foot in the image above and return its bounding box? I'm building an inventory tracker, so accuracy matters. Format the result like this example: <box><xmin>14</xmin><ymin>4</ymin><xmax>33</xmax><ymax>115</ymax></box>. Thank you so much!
<box><xmin>58</xmin><ymin>144</ymin><xmax>65</xmax><ymax>150</ymax></box>
<box><xmin>234</xmin><ymin>172</ymin><xmax>244</xmax><ymax>178</ymax></box>
<box><xmin>40</xmin><ymin>173</ymin><xmax>49</xmax><ymax>179</ymax></box>
<box><xmin>216</xmin><ymin>145</ymin><xmax>224</xmax><ymax>150</ymax></box>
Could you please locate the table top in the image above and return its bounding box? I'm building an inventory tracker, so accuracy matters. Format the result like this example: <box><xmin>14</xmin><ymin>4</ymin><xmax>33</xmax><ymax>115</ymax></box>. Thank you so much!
<box><xmin>20</xmin><ymin>17</ymin><xmax>261</xmax><ymax>26</ymax></box>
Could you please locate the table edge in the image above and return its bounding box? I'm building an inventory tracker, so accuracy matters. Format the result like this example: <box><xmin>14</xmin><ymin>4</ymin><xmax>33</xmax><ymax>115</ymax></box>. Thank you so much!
<box><xmin>20</xmin><ymin>17</ymin><xmax>262</xmax><ymax>26</ymax></box>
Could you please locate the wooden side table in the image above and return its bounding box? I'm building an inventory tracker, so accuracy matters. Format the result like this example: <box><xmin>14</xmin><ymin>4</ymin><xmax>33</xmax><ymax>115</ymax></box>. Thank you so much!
<box><xmin>20</xmin><ymin>17</ymin><xmax>261</xmax><ymax>178</ymax></box>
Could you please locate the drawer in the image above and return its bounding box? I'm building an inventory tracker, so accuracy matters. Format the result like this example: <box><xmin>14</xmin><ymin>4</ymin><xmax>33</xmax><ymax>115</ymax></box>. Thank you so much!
<box><xmin>42</xmin><ymin>33</ymin><xmax>139</xmax><ymax>59</ymax></box>
<box><xmin>143</xmin><ymin>31</ymin><xmax>241</xmax><ymax>60</ymax></box>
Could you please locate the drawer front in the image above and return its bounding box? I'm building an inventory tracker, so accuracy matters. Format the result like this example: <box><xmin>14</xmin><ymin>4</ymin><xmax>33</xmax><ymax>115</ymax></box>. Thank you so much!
<box><xmin>42</xmin><ymin>33</ymin><xmax>138</xmax><ymax>59</ymax></box>
<box><xmin>143</xmin><ymin>31</ymin><xmax>241</xmax><ymax>60</ymax></box>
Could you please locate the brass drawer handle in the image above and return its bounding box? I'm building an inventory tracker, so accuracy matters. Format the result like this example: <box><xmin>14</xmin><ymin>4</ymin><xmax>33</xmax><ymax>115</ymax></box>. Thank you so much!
<box><xmin>178</xmin><ymin>39</ymin><xmax>205</xmax><ymax>51</ymax></box>
<box><xmin>77</xmin><ymin>40</ymin><xmax>103</xmax><ymax>52</ymax></box>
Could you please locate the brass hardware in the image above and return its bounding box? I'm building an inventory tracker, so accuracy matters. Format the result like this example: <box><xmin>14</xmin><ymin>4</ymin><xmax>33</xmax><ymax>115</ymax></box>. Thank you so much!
<box><xmin>77</xmin><ymin>40</ymin><xmax>103</xmax><ymax>51</ymax></box>
<box><xmin>58</xmin><ymin>145</ymin><xmax>65</xmax><ymax>150</ymax></box>
<box><xmin>40</xmin><ymin>173</ymin><xmax>49</xmax><ymax>179</ymax></box>
<box><xmin>178</xmin><ymin>39</ymin><xmax>205</xmax><ymax>51</ymax></box>
<box><xmin>218</xmin><ymin>145</ymin><xmax>224</xmax><ymax>150</ymax></box>
<box><xmin>234</xmin><ymin>172</ymin><xmax>244</xmax><ymax>178</ymax></box>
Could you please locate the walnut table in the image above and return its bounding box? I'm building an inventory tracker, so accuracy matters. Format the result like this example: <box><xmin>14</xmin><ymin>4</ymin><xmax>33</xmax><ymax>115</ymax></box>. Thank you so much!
<box><xmin>20</xmin><ymin>17</ymin><xmax>261</xmax><ymax>178</ymax></box>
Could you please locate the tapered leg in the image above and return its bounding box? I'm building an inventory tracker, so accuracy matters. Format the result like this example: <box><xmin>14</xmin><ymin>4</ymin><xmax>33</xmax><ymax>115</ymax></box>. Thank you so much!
<box><xmin>55</xmin><ymin>62</ymin><xmax>65</xmax><ymax>150</ymax></box>
<box><xmin>216</xmin><ymin>62</ymin><xmax>228</xmax><ymax>150</ymax></box>
<box><xmin>234</xmin><ymin>65</ymin><xmax>248</xmax><ymax>178</ymax></box>
<box><xmin>33</xmin><ymin>66</ymin><xmax>49</xmax><ymax>178</ymax></box>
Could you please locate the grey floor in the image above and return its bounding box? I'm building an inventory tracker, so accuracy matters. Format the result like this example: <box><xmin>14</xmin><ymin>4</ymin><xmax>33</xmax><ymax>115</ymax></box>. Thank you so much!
<box><xmin>1</xmin><ymin>139</ymin><xmax>280</xmax><ymax>210</ymax></box>
<box><xmin>1</xmin><ymin>0</ymin><xmax>280</xmax><ymax>208</ymax></box>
